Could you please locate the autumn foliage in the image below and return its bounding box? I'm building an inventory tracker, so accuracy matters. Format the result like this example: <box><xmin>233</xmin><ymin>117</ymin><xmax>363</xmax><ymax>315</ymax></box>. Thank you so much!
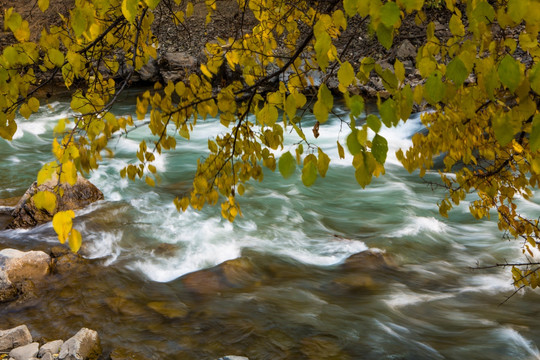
<box><xmin>1</xmin><ymin>0</ymin><xmax>540</xmax><ymax>289</ymax></box>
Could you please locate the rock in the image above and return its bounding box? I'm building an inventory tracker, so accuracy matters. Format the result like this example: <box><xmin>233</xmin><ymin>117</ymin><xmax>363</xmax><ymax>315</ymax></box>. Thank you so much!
<box><xmin>217</xmin><ymin>357</ymin><xmax>250</xmax><ymax>360</ymax></box>
<box><xmin>53</xmin><ymin>252</ymin><xmax>88</xmax><ymax>274</ymax></box>
<box><xmin>396</xmin><ymin>39</ymin><xmax>417</xmax><ymax>59</ymax></box>
<box><xmin>161</xmin><ymin>52</ymin><xmax>197</xmax><ymax>70</ymax></box>
<box><xmin>147</xmin><ymin>301</ymin><xmax>189</xmax><ymax>319</ymax></box>
<box><xmin>41</xmin><ymin>353</ymin><xmax>54</xmax><ymax>360</ymax></box>
<box><xmin>342</xmin><ymin>250</ymin><xmax>396</xmax><ymax>272</ymax></box>
<box><xmin>38</xmin><ymin>340</ymin><xmax>63</xmax><ymax>358</ymax></box>
<box><xmin>0</xmin><ymin>249</ymin><xmax>51</xmax><ymax>283</ymax></box>
<box><xmin>138</xmin><ymin>56</ymin><xmax>159</xmax><ymax>82</ymax></box>
<box><xmin>9</xmin><ymin>342</ymin><xmax>39</xmax><ymax>360</ymax></box>
<box><xmin>50</xmin><ymin>246</ymin><xmax>71</xmax><ymax>258</ymax></box>
<box><xmin>0</xmin><ymin>270</ymin><xmax>18</xmax><ymax>302</ymax></box>
<box><xmin>220</xmin><ymin>257</ymin><xmax>257</xmax><ymax>287</ymax></box>
<box><xmin>181</xmin><ymin>268</ymin><xmax>225</xmax><ymax>295</ymax></box>
<box><xmin>7</xmin><ymin>176</ymin><xmax>104</xmax><ymax>229</ymax></box>
<box><xmin>58</xmin><ymin>328</ymin><xmax>101</xmax><ymax>360</ymax></box>
<box><xmin>0</xmin><ymin>325</ymin><xmax>32</xmax><ymax>352</ymax></box>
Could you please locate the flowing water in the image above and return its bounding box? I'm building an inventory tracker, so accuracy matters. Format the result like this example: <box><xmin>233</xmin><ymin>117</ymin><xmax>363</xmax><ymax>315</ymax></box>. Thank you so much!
<box><xmin>1</xmin><ymin>94</ymin><xmax>540</xmax><ymax>359</ymax></box>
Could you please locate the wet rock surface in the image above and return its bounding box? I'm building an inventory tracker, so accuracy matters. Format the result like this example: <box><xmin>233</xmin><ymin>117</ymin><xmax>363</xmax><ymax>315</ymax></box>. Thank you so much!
<box><xmin>7</xmin><ymin>176</ymin><xmax>103</xmax><ymax>229</ymax></box>
<box><xmin>0</xmin><ymin>325</ymin><xmax>100</xmax><ymax>360</ymax></box>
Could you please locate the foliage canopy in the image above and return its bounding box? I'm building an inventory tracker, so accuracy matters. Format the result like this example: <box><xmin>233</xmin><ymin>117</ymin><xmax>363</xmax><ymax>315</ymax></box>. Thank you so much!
<box><xmin>1</xmin><ymin>0</ymin><xmax>540</xmax><ymax>290</ymax></box>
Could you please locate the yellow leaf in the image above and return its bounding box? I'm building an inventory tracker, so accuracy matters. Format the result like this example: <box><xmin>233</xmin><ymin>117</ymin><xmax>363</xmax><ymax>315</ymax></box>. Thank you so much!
<box><xmin>33</xmin><ymin>191</ymin><xmax>57</xmax><ymax>214</ymax></box>
<box><xmin>145</xmin><ymin>176</ymin><xmax>155</xmax><ymax>187</ymax></box>
<box><xmin>122</xmin><ymin>0</ymin><xmax>138</xmax><ymax>23</ymax></box>
<box><xmin>37</xmin><ymin>161</ymin><xmax>57</xmax><ymax>185</ymax></box>
<box><xmin>28</xmin><ymin>97</ymin><xmax>40</xmax><ymax>112</ymax></box>
<box><xmin>60</xmin><ymin>161</ymin><xmax>77</xmax><ymax>185</ymax></box>
<box><xmin>53</xmin><ymin>210</ymin><xmax>75</xmax><ymax>244</ymax></box>
<box><xmin>68</xmin><ymin>228</ymin><xmax>82</xmax><ymax>253</ymax></box>
<box><xmin>186</xmin><ymin>2</ymin><xmax>194</xmax><ymax>17</ymax></box>
<box><xmin>38</xmin><ymin>0</ymin><xmax>49</xmax><ymax>12</ymax></box>
<box><xmin>19</xmin><ymin>104</ymin><xmax>32</xmax><ymax>119</ymax></box>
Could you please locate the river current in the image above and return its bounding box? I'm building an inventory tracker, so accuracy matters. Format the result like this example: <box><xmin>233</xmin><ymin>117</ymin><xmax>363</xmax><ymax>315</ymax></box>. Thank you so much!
<box><xmin>1</xmin><ymin>95</ymin><xmax>540</xmax><ymax>359</ymax></box>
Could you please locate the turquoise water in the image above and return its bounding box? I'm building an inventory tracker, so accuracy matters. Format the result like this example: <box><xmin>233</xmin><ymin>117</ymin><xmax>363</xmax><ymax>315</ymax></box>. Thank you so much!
<box><xmin>1</xmin><ymin>96</ymin><xmax>540</xmax><ymax>359</ymax></box>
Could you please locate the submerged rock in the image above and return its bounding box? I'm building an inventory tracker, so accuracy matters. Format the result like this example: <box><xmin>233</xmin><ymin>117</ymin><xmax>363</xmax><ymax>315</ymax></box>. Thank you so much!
<box><xmin>58</xmin><ymin>328</ymin><xmax>101</xmax><ymax>360</ymax></box>
<box><xmin>147</xmin><ymin>301</ymin><xmax>189</xmax><ymax>319</ymax></box>
<box><xmin>0</xmin><ymin>270</ymin><xmax>17</xmax><ymax>302</ymax></box>
<box><xmin>342</xmin><ymin>250</ymin><xmax>396</xmax><ymax>272</ymax></box>
<box><xmin>7</xmin><ymin>176</ymin><xmax>103</xmax><ymax>229</ymax></box>
<box><xmin>0</xmin><ymin>325</ymin><xmax>32</xmax><ymax>352</ymax></box>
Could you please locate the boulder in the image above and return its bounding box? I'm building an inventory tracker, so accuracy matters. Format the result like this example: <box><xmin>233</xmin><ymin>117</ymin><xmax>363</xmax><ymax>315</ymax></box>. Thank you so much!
<box><xmin>342</xmin><ymin>250</ymin><xmax>396</xmax><ymax>272</ymax></box>
<box><xmin>396</xmin><ymin>39</ymin><xmax>417</xmax><ymax>60</ymax></box>
<box><xmin>0</xmin><ymin>325</ymin><xmax>32</xmax><ymax>352</ymax></box>
<box><xmin>160</xmin><ymin>52</ymin><xmax>197</xmax><ymax>70</ymax></box>
<box><xmin>138</xmin><ymin>56</ymin><xmax>160</xmax><ymax>82</ymax></box>
<box><xmin>9</xmin><ymin>342</ymin><xmax>39</xmax><ymax>360</ymax></box>
<box><xmin>58</xmin><ymin>328</ymin><xmax>101</xmax><ymax>360</ymax></box>
<box><xmin>7</xmin><ymin>176</ymin><xmax>103</xmax><ymax>229</ymax></box>
<box><xmin>38</xmin><ymin>340</ymin><xmax>63</xmax><ymax>358</ymax></box>
<box><xmin>0</xmin><ymin>249</ymin><xmax>51</xmax><ymax>283</ymax></box>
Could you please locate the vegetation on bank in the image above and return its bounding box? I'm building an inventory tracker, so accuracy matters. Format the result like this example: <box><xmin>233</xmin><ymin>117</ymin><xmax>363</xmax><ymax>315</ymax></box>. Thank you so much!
<box><xmin>1</xmin><ymin>0</ymin><xmax>540</xmax><ymax>291</ymax></box>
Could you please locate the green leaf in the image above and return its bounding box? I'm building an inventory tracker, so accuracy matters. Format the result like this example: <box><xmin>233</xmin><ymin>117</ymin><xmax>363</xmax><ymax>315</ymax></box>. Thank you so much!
<box><xmin>278</xmin><ymin>151</ymin><xmax>296</xmax><ymax>179</ymax></box>
<box><xmin>5</xmin><ymin>9</ymin><xmax>22</xmax><ymax>32</ymax></box>
<box><xmin>122</xmin><ymin>0</ymin><xmax>138</xmax><ymax>23</ymax></box>
<box><xmin>302</xmin><ymin>157</ymin><xmax>317</xmax><ymax>186</ymax></box>
<box><xmin>319</xmin><ymin>83</ymin><xmax>333</xmax><ymax>110</ymax></box>
<box><xmin>145</xmin><ymin>0</ymin><xmax>161</xmax><ymax>9</ymax></box>
<box><xmin>446</xmin><ymin>58</ymin><xmax>468</xmax><ymax>86</ymax></box>
<box><xmin>314</xmin><ymin>28</ymin><xmax>331</xmax><ymax>71</ymax></box>
<box><xmin>449</xmin><ymin>14</ymin><xmax>465</xmax><ymax>37</ymax></box>
<box><xmin>366</xmin><ymin>114</ymin><xmax>381</xmax><ymax>133</ymax></box>
<box><xmin>380</xmin><ymin>2</ymin><xmax>400</xmax><ymax>27</ymax></box>
<box><xmin>529</xmin><ymin>64</ymin><xmax>540</xmax><ymax>95</ymax></box>
<box><xmin>376</xmin><ymin>23</ymin><xmax>393</xmax><ymax>50</ymax></box>
<box><xmin>508</xmin><ymin>0</ymin><xmax>527</xmax><ymax>23</ymax></box>
<box><xmin>424</xmin><ymin>71</ymin><xmax>446</xmax><ymax>105</ymax></box>
<box><xmin>493</xmin><ymin>112</ymin><xmax>514</xmax><ymax>146</ymax></box>
<box><xmin>48</xmin><ymin>48</ymin><xmax>65</xmax><ymax>68</ymax></box>
<box><xmin>379</xmin><ymin>98</ymin><xmax>398</xmax><ymax>127</ymax></box>
<box><xmin>72</xmin><ymin>8</ymin><xmax>88</xmax><ymax>37</ymax></box>
<box><xmin>347</xmin><ymin>94</ymin><xmax>364</xmax><ymax>118</ymax></box>
<box><xmin>372</xmin><ymin>134</ymin><xmax>388</xmax><ymax>164</ymax></box>
<box><xmin>498</xmin><ymin>55</ymin><xmax>521</xmax><ymax>92</ymax></box>
<box><xmin>472</xmin><ymin>1</ymin><xmax>495</xmax><ymax>23</ymax></box>
<box><xmin>33</xmin><ymin>190</ymin><xmax>57</xmax><ymax>214</ymax></box>
<box><xmin>313</xmin><ymin>100</ymin><xmax>329</xmax><ymax>123</ymax></box>
<box><xmin>317</xmin><ymin>148</ymin><xmax>331</xmax><ymax>177</ymax></box>
<box><xmin>530</xmin><ymin>114</ymin><xmax>540</xmax><ymax>152</ymax></box>
<box><xmin>347</xmin><ymin>129</ymin><xmax>362</xmax><ymax>155</ymax></box>
<box><xmin>338</xmin><ymin>61</ymin><xmax>355</xmax><ymax>89</ymax></box>
<box><xmin>343</xmin><ymin>0</ymin><xmax>358</xmax><ymax>16</ymax></box>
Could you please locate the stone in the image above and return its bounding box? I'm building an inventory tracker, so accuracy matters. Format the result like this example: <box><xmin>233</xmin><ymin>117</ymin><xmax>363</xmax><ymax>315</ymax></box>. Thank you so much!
<box><xmin>0</xmin><ymin>325</ymin><xmax>32</xmax><ymax>352</ymax></box>
<box><xmin>138</xmin><ymin>56</ymin><xmax>159</xmax><ymax>82</ymax></box>
<box><xmin>53</xmin><ymin>252</ymin><xmax>88</xmax><ymax>274</ymax></box>
<box><xmin>160</xmin><ymin>52</ymin><xmax>197</xmax><ymax>70</ymax></box>
<box><xmin>7</xmin><ymin>176</ymin><xmax>104</xmax><ymax>229</ymax></box>
<box><xmin>41</xmin><ymin>354</ymin><xmax>54</xmax><ymax>360</ymax></box>
<box><xmin>58</xmin><ymin>328</ymin><xmax>101</xmax><ymax>360</ymax></box>
<box><xmin>219</xmin><ymin>257</ymin><xmax>257</xmax><ymax>287</ymax></box>
<box><xmin>181</xmin><ymin>268</ymin><xmax>225</xmax><ymax>295</ymax></box>
<box><xmin>342</xmin><ymin>250</ymin><xmax>396</xmax><ymax>271</ymax></box>
<box><xmin>38</xmin><ymin>340</ymin><xmax>63</xmax><ymax>357</ymax></box>
<box><xmin>217</xmin><ymin>357</ymin><xmax>250</xmax><ymax>360</ymax></box>
<box><xmin>396</xmin><ymin>39</ymin><xmax>417</xmax><ymax>60</ymax></box>
<box><xmin>0</xmin><ymin>270</ymin><xmax>17</xmax><ymax>302</ymax></box>
<box><xmin>9</xmin><ymin>342</ymin><xmax>39</xmax><ymax>360</ymax></box>
<box><xmin>147</xmin><ymin>301</ymin><xmax>189</xmax><ymax>319</ymax></box>
<box><xmin>0</xmin><ymin>249</ymin><xmax>51</xmax><ymax>283</ymax></box>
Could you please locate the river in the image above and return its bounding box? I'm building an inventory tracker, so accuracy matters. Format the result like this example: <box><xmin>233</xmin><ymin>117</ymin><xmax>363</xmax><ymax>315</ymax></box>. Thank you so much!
<box><xmin>1</xmin><ymin>94</ymin><xmax>540</xmax><ymax>359</ymax></box>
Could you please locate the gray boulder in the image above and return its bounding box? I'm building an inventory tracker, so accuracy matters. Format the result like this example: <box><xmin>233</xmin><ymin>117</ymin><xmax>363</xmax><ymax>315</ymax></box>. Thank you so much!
<box><xmin>0</xmin><ymin>249</ymin><xmax>51</xmax><ymax>283</ymax></box>
<box><xmin>58</xmin><ymin>328</ymin><xmax>101</xmax><ymax>360</ymax></box>
<box><xmin>7</xmin><ymin>176</ymin><xmax>103</xmax><ymax>229</ymax></box>
<box><xmin>38</xmin><ymin>339</ymin><xmax>63</xmax><ymax>358</ymax></box>
<box><xmin>0</xmin><ymin>325</ymin><xmax>32</xmax><ymax>352</ymax></box>
<box><xmin>9</xmin><ymin>342</ymin><xmax>39</xmax><ymax>360</ymax></box>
